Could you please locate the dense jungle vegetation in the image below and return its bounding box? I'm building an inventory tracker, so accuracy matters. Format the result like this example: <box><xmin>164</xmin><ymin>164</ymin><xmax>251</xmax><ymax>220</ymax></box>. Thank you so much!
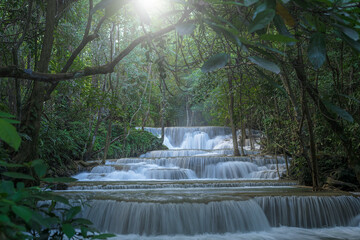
<box><xmin>0</xmin><ymin>0</ymin><xmax>360</xmax><ymax>238</ymax></box>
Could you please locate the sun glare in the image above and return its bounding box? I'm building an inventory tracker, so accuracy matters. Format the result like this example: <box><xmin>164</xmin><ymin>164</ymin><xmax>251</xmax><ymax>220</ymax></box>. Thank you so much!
<box><xmin>137</xmin><ymin>0</ymin><xmax>165</xmax><ymax>14</ymax></box>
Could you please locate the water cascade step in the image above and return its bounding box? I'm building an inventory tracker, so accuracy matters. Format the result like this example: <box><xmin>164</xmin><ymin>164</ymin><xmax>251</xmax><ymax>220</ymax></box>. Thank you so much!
<box><xmin>67</xmin><ymin>126</ymin><xmax>360</xmax><ymax>239</ymax></box>
<box><xmin>78</xmin><ymin>196</ymin><xmax>360</xmax><ymax>235</ymax></box>
<box><xmin>80</xmin><ymin>200</ymin><xmax>271</xmax><ymax>235</ymax></box>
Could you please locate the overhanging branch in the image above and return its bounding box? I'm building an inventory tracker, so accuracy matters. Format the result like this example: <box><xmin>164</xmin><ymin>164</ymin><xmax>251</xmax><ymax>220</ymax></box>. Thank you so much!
<box><xmin>0</xmin><ymin>11</ymin><xmax>190</xmax><ymax>82</ymax></box>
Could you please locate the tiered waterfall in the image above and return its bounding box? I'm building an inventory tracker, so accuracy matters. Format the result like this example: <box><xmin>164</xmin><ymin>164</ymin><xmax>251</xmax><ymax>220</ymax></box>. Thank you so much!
<box><xmin>65</xmin><ymin>126</ymin><xmax>360</xmax><ymax>239</ymax></box>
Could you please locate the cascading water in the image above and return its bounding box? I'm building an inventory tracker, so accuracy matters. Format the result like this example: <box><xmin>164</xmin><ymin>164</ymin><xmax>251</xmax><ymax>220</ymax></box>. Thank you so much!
<box><xmin>66</xmin><ymin>126</ymin><xmax>360</xmax><ymax>239</ymax></box>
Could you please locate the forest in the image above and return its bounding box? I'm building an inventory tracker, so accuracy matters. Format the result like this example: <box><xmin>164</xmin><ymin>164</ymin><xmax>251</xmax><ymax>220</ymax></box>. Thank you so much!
<box><xmin>0</xmin><ymin>0</ymin><xmax>360</xmax><ymax>239</ymax></box>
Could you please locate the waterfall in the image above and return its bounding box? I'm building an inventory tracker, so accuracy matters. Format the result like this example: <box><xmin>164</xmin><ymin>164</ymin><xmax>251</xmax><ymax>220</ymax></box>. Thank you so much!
<box><xmin>203</xmin><ymin>162</ymin><xmax>259</xmax><ymax>178</ymax></box>
<box><xmin>69</xmin><ymin>126</ymin><xmax>360</xmax><ymax>239</ymax></box>
<box><xmin>80</xmin><ymin>200</ymin><xmax>270</xmax><ymax>235</ymax></box>
<box><xmin>143</xmin><ymin>126</ymin><xmax>232</xmax><ymax>149</ymax></box>
<box><xmin>78</xmin><ymin>196</ymin><xmax>360</xmax><ymax>235</ymax></box>
<box><xmin>255</xmin><ymin>196</ymin><xmax>360</xmax><ymax>228</ymax></box>
<box><xmin>67</xmin><ymin>181</ymin><xmax>298</xmax><ymax>191</ymax></box>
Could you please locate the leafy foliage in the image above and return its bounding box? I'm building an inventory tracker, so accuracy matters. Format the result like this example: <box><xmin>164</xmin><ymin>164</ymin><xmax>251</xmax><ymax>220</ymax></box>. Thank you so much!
<box><xmin>308</xmin><ymin>32</ymin><xmax>326</xmax><ymax>69</ymax></box>
<box><xmin>0</xmin><ymin>112</ymin><xmax>21</xmax><ymax>150</ymax></box>
<box><xmin>201</xmin><ymin>53</ymin><xmax>230</xmax><ymax>73</ymax></box>
<box><xmin>0</xmin><ymin>114</ymin><xmax>114</xmax><ymax>239</ymax></box>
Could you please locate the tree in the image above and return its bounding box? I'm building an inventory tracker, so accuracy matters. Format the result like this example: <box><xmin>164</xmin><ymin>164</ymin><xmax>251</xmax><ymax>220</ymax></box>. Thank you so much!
<box><xmin>0</xmin><ymin>0</ymin><xmax>190</xmax><ymax>164</ymax></box>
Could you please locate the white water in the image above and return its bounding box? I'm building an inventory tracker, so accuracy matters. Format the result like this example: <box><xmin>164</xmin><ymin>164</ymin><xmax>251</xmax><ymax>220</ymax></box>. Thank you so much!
<box><xmin>73</xmin><ymin>127</ymin><xmax>279</xmax><ymax>181</ymax></box>
<box><xmin>109</xmin><ymin>227</ymin><xmax>360</xmax><ymax>240</ymax></box>
<box><xmin>69</xmin><ymin>126</ymin><xmax>360</xmax><ymax>239</ymax></box>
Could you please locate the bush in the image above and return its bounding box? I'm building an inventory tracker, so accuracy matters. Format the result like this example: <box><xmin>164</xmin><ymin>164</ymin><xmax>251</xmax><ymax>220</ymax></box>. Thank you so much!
<box><xmin>0</xmin><ymin>111</ymin><xmax>114</xmax><ymax>239</ymax></box>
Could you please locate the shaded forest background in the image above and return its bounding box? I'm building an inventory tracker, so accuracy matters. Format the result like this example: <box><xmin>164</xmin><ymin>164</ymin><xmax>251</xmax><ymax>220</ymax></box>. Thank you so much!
<box><xmin>0</xmin><ymin>0</ymin><xmax>360</xmax><ymax>237</ymax></box>
<box><xmin>1</xmin><ymin>0</ymin><xmax>360</xmax><ymax>188</ymax></box>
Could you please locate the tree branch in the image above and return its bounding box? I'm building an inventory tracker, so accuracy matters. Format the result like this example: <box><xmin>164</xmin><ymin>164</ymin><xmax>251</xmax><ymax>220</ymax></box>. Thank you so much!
<box><xmin>61</xmin><ymin>0</ymin><xmax>96</xmax><ymax>73</ymax></box>
<box><xmin>1</xmin><ymin>10</ymin><xmax>190</xmax><ymax>82</ymax></box>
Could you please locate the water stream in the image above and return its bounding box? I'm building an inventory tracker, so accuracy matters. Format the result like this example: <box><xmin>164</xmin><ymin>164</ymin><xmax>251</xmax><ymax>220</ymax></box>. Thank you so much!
<box><xmin>67</xmin><ymin>127</ymin><xmax>360</xmax><ymax>239</ymax></box>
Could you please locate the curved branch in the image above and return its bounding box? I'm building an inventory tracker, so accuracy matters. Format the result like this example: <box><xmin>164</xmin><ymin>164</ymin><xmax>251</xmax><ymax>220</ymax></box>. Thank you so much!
<box><xmin>0</xmin><ymin>11</ymin><xmax>190</xmax><ymax>82</ymax></box>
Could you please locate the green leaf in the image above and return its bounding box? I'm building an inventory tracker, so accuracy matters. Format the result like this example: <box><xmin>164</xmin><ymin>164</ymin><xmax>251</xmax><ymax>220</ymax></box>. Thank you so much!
<box><xmin>264</xmin><ymin>0</ymin><xmax>276</xmax><ymax>10</ymax></box>
<box><xmin>207</xmin><ymin>22</ymin><xmax>243</xmax><ymax>47</ymax></box>
<box><xmin>34</xmin><ymin>164</ymin><xmax>47</xmax><ymax>178</ymax></box>
<box><xmin>81</xmin><ymin>226</ymin><xmax>88</xmax><ymax>237</ymax></box>
<box><xmin>62</xmin><ymin>223</ymin><xmax>76</xmax><ymax>239</ymax></box>
<box><xmin>0</xmin><ymin>214</ymin><xmax>10</xmax><ymax>223</ymax></box>
<box><xmin>1</xmin><ymin>180</ymin><xmax>15</xmax><ymax>194</ymax></box>
<box><xmin>339</xmin><ymin>94</ymin><xmax>360</xmax><ymax>104</ymax></box>
<box><xmin>73</xmin><ymin>218</ymin><xmax>93</xmax><ymax>226</ymax></box>
<box><xmin>253</xmin><ymin>0</ymin><xmax>276</xmax><ymax>20</ymax></box>
<box><xmin>260</xmin><ymin>34</ymin><xmax>297</xmax><ymax>43</ymax></box>
<box><xmin>308</xmin><ymin>32</ymin><xmax>326</xmax><ymax>69</ymax></box>
<box><xmin>276</xmin><ymin>2</ymin><xmax>294</xmax><ymax>26</ymax></box>
<box><xmin>0</xmin><ymin>112</ymin><xmax>16</xmax><ymax>118</ymax></box>
<box><xmin>36</xmin><ymin>194</ymin><xmax>70</xmax><ymax>206</ymax></box>
<box><xmin>91</xmin><ymin>0</ymin><xmax>115</xmax><ymax>14</ymax></box>
<box><xmin>0</xmin><ymin>118</ymin><xmax>21</xmax><ymax>150</ymax></box>
<box><xmin>32</xmin><ymin>160</ymin><xmax>47</xmax><ymax>178</ymax></box>
<box><xmin>340</xmin><ymin>32</ymin><xmax>360</xmax><ymax>53</ymax></box>
<box><xmin>66</xmin><ymin>206</ymin><xmax>82</xmax><ymax>221</ymax></box>
<box><xmin>2</xmin><ymin>119</ymin><xmax>20</xmax><ymax>124</ymax></box>
<box><xmin>248</xmin><ymin>56</ymin><xmax>280</xmax><ymax>74</ymax></box>
<box><xmin>244</xmin><ymin>0</ymin><xmax>259</xmax><ymax>7</ymax></box>
<box><xmin>0</xmin><ymin>160</ymin><xmax>24</xmax><ymax>168</ymax></box>
<box><xmin>249</xmin><ymin>9</ymin><xmax>275</xmax><ymax>33</ymax></box>
<box><xmin>255</xmin><ymin>43</ymin><xmax>285</xmax><ymax>56</ymax></box>
<box><xmin>91</xmin><ymin>233</ymin><xmax>117</xmax><ymax>239</ymax></box>
<box><xmin>323</xmin><ymin>100</ymin><xmax>354</xmax><ymax>122</ymax></box>
<box><xmin>12</xmin><ymin>205</ymin><xmax>33</xmax><ymax>223</ymax></box>
<box><xmin>201</xmin><ymin>53</ymin><xmax>230</xmax><ymax>73</ymax></box>
<box><xmin>105</xmin><ymin>0</ymin><xmax>128</xmax><ymax>18</ymax></box>
<box><xmin>41</xmin><ymin>177</ymin><xmax>77</xmax><ymax>183</ymax></box>
<box><xmin>44</xmin><ymin>194</ymin><xmax>70</xmax><ymax>205</ymax></box>
<box><xmin>337</xmin><ymin>25</ymin><xmax>359</xmax><ymax>41</ymax></box>
<box><xmin>91</xmin><ymin>0</ymin><xmax>128</xmax><ymax>17</ymax></box>
<box><xmin>31</xmin><ymin>211</ymin><xmax>54</xmax><ymax>228</ymax></box>
<box><xmin>16</xmin><ymin>182</ymin><xmax>25</xmax><ymax>190</ymax></box>
<box><xmin>176</xmin><ymin>22</ymin><xmax>196</xmax><ymax>36</ymax></box>
<box><xmin>273</xmin><ymin>14</ymin><xmax>294</xmax><ymax>45</ymax></box>
<box><xmin>0</xmin><ymin>214</ymin><xmax>26</xmax><ymax>230</ymax></box>
<box><xmin>2</xmin><ymin>172</ymin><xmax>35</xmax><ymax>180</ymax></box>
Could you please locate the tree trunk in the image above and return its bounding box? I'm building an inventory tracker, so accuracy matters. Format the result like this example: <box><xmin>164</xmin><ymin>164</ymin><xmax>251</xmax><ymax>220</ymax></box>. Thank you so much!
<box><xmin>249</xmin><ymin>117</ymin><xmax>255</xmax><ymax>150</ymax></box>
<box><xmin>293</xmin><ymin>59</ymin><xmax>320</xmax><ymax>191</ymax></box>
<box><xmin>275</xmin><ymin>150</ymin><xmax>280</xmax><ymax>178</ymax></box>
<box><xmin>160</xmin><ymin>77</ymin><xmax>166</xmax><ymax>143</ymax></box>
<box><xmin>13</xmin><ymin>83</ymin><xmax>47</xmax><ymax>163</ymax></box>
<box><xmin>13</xmin><ymin>1</ymin><xmax>57</xmax><ymax>163</ymax></box>
<box><xmin>102</xmin><ymin>118</ymin><xmax>112</xmax><ymax>164</ymax></box>
<box><xmin>293</xmin><ymin>60</ymin><xmax>360</xmax><ymax>185</ymax></box>
<box><xmin>284</xmin><ymin>149</ymin><xmax>290</xmax><ymax>177</ymax></box>
<box><xmin>227</xmin><ymin>77</ymin><xmax>240</xmax><ymax>156</ymax></box>
<box><xmin>83</xmin><ymin>108</ymin><xmax>102</xmax><ymax>161</ymax></box>
<box><xmin>304</xmin><ymin>99</ymin><xmax>319</xmax><ymax>191</ymax></box>
<box><xmin>240</xmin><ymin>122</ymin><xmax>246</xmax><ymax>155</ymax></box>
<box><xmin>190</xmin><ymin>110</ymin><xmax>195</xmax><ymax>127</ymax></box>
<box><xmin>186</xmin><ymin>96</ymin><xmax>190</xmax><ymax>127</ymax></box>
